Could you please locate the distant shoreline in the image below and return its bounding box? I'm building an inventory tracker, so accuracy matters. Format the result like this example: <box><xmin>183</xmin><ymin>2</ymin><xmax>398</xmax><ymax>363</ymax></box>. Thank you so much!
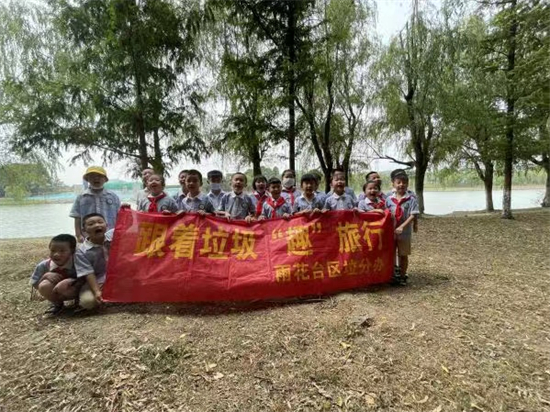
<box><xmin>0</xmin><ymin>185</ymin><xmax>545</xmax><ymax>206</ymax></box>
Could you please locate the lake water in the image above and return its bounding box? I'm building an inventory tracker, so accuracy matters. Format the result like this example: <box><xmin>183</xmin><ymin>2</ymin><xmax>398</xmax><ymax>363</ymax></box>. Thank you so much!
<box><xmin>0</xmin><ymin>188</ymin><xmax>545</xmax><ymax>239</ymax></box>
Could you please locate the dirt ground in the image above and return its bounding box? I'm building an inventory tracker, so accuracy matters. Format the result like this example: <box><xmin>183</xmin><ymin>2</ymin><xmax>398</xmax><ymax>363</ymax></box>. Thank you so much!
<box><xmin>1</xmin><ymin>210</ymin><xmax>549</xmax><ymax>412</ymax></box>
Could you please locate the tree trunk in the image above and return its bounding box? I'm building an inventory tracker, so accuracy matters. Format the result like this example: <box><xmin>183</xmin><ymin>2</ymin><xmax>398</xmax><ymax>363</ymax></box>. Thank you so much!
<box><xmin>483</xmin><ymin>161</ymin><xmax>494</xmax><ymax>212</ymax></box>
<box><xmin>502</xmin><ymin>0</ymin><xmax>517</xmax><ymax>220</ymax></box>
<box><xmin>414</xmin><ymin>161</ymin><xmax>427</xmax><ymax>214</ymax></box>
<box><xmin>542</xmin><ymin>160</ymin><xmax>550</xmax><ymax>207</ymax></box>
<box><xmin>151</xmin><ymin>128</ymin><xmax>164</xmax><ymax>177</ymax></box>
<box><xmin>250</xmin><ymin>136</ymin><xmax>262</xmax><ymax>177</ymax></box>
<box><xmin>286</xmin><ymin>2</ymin><xmax>297</xmax><ymax>171</ymax></box>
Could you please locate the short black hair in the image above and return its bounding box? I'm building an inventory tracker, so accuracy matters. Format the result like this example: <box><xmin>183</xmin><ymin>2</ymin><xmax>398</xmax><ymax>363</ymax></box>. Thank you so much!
<box><xmin>331</xmin><ymin>169</ymin><xmax>345</xmax><ymax>179</ymax></box>
<box><xmin>392</xmin><ymin>172</ymin><xmax>409</xmax><ymax>182</ymax></box>
<box><xmin>50</xmin><ymin>234</ymin><xmax>77</xmax><ymax>251</ymax></box>
<box><xmin>252</xmin><ymin>175</ymin><xmax>267</xmax><ymax>190</ymax></box>
<box><xmin>365</xmin><ymin>171</ymin><xmax>378</xmax><ymax>181</ymax></box>
<box><xmin>82</xmin><ymin>213</ymin><xmax>105</xmax><ymax>227</ymax></box>
<box><xmin>301</xmin><ymin>173</ymin><xmax>317</xmax><ymax>184</ymax></box>
<box><xmin>207</xmin><ymin>170</ymin><xmax>223</xmax><ymax>180</ymax></box>
<box><xmin>231</xmin><ymin>172</ymin><xmax>247</xmax><ymax>184</ymax></box>
<box><xmin>186</xmin><ymin>169</ymin><xmax>203</xmax><ymax>185</ymax></box>
<box><xmin>268</xmin><ymin>177</ymin><xmax>281</xmax><ymax>186</ymax></box>
<box><xmin>281</xmin><ymin>169</ymin><xmax>296</xmax><ymax>178</ymax></box>
<box><xmin>363</xmin><ymin>180</ymin><xmax>381</xmax><ymax>192</ymax></box>
<box><xmin>390</xmin><ymin>168</ymin><xmax>407</xmax><ymax>180</ymax></box>
<box><xmin>178</xmin><ymin>169</ymin><xmax>189</xmax><ymax>177</ymax></box>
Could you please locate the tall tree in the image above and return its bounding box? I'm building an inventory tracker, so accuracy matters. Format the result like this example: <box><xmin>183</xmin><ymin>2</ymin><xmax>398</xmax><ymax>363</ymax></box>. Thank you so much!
<box><xmin>375</xmin><ymin>1</ymin><xmax>447</xmax><ymax>213</ymax></box>
<box><xmin>296</xmin><ymin>0</ymin><xmax>377</xmax><ymax>191</ymax></box>
<box><xmin>0</xmin><ymin>0</ymin><xmax>211</xmax><ymax>176</ymax></box>
<box><xmin>439</xmin><ymin>14</ymin><xmax>501</xmax><ymax>211</ymax></box>
<box><xmin>223</xmin><ymin>0</ymin><xmax>314</xmax><ymax>171</ymax></box>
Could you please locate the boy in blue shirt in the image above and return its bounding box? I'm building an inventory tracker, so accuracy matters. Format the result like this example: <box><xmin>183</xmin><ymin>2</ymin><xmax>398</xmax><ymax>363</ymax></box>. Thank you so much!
<box><xmin>357</xmin><ymin>180</ymin><xmax>386</xmax><ymax>213</ymax></box>
<box><xmin>250</xmin><ymin>175</ymin><xmax>268</xmax><ymax>217</ymax></box>
<box><xmin>137</xmin><ymin>173</ymin><xmax>178</xmax><ymax>213</ymax></box>
<box><xmin>70</xmin><ymin>166</ymin><xmax>121</xmax><ymax>243</ymax></box>
<box><xmin>178</xmin><ymin>169</ymin><xmax>214</xmax><ymax>214</ymax></box>
<box><xmin>386</xmin><ymin>171</ymin><xmax>419</xmax><ymax>284</ymax></box>
<box><xmin>206</xmin><ymin>170</ymin><xmax>225</xmax><ymax>211</ymax></box>
<box><xmin>323</xmin><ymin>170</ymin><xmax>356</xmax><ymax>210</ymax></box>
<box><xmin>219</xmin><ymin>172</ymin><xmax>255</xmax><ymax>222</ymax></box>
<box><xmin>30</xmin><ymin>234</ymin><xmax>80</xmax><ymax>315</ymax></box>
<box><xmin>259</xmin><ymin>177</ymin><xmax>292</xmax><ymax>220</ymax></box>
<box><xmin>281</xmin><ymin>169</ymin><xmax>301</xmax><ymax>207</ymax></box>
<box><xmin>74</xmin><ymin>213</ymin><xmax>114</xmax><ymax>310</ymax></box>
<box><xmin>293</xmin><ymin>173</ymin><xmax>325</xmax><ymax>214</ymax></box>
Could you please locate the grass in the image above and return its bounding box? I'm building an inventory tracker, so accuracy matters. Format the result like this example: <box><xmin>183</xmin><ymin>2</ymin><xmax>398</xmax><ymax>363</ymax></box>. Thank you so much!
<box><xmin>0</xmin><ymin>210</ymin><xmax>549</xmax><ymax>412</ymax></box>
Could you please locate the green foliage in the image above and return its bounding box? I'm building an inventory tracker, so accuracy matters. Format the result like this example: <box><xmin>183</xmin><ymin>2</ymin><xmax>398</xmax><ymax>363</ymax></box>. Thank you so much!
<box><xmin>0</xmin><ymin>0</ymin><xmax>211</xmax><ymax>176</ymax></box>
<box><xmin>0</xmin><ymin>163</ymin><xmax>53</xmax><ymax>200</ymax></box>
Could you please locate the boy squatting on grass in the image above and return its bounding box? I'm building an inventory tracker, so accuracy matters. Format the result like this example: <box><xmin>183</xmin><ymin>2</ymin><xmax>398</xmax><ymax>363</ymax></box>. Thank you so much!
<box><xmin>30</xmin><ymin>234</ymin><xmax>82</xmax><ymax>315</ymax></box>
<box><xmin>385</xmin><ymin>171</ymin><xmax>419</xmax><ymax>283</ymax></box>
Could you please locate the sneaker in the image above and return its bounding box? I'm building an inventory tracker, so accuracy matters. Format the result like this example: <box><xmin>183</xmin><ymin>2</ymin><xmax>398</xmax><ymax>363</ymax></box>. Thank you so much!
<box><xmin>44</xmin><ymin>303</ymin><xmax>64</xmax><ymax>315</ymax></box>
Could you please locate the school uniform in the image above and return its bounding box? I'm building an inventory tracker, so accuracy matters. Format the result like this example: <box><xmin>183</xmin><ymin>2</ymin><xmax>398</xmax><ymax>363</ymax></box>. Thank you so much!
<box><xmin>293</xmin><ymin>193</ymin><xmax>325</xmax><ymax>213</ymax></box>
<box><xmin>138</xmin><ymin>192</ymin><xmax>178</xmax><ymax>213</ymax></box>
<box><xmin>75</xmin><ymin>229</ymin><xmax>114</xmax><ymax>309</ymax></box>
<box><xmin>250</xmin><ymin>191</ymin><xmax>269</xmax><ymax>216</ymax></box>
<box><xmin>357</xmin><ymin>191</ymin><xmax>387</xmax><ymax>203</ymax></box>
<box><xmin>385</xmin><ymin>192</ymin><xmax>419</xmax><ymax>256</ymax></box>
<box><xmin>206</xmin><ymin>191</ymin><xmax>225</xmax><ymax>211</ymax></box>
<box><xmin>261</xmin><ymin>197</ymin><xmax>293</xmax><ymax>219</ymax></box>
<box><xmin>323</xmin><ymin>192</ymin><xmax>356</xmax><ymax>210</ymax></box>
<box><xmin>30</xmin><ymin>258</ymin><xmax>77</xmax><ymax>288</ymax></box>
<box><xmin>179</xmin><ymin>193</ymin><xmax>215</xmax><ymax>213</ymax></box>
<box><xmin>70</xmin><ymin>188</ymin><xmax>121</xmax><ymax>231</ymax></box>
<box><xmin>357</xmin><ymin>197</ymin><xmax>386</xmax><ymax>212</ymax></box>
<box><xmin>281</xmin><ymin>188</ymin><xmax>301</xmax><ymax>207</ymax></box>
<box><xmin>326</xmin><ymin>186</ymin><xmax>357</xmax><ymax>203</ymax></box>
<box><xmin>220</xmin><ymin>192</ymin><xmax>255</xmax><ymax>219</ymax></box>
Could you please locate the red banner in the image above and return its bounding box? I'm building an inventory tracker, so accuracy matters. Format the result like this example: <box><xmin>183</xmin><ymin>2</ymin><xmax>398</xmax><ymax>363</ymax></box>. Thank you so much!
<box><xmin>103</xmin><ymin>208</ymin><xmax>395</xmax><ymax>303</ymax></box>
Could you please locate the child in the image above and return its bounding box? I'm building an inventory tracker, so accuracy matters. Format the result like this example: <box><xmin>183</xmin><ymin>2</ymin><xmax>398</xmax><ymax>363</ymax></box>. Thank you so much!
<box><xmin>385</xmin><ymin>171</ymin><xmax>419</xmax><ymax>284</ymax></box>
<box><xmin>357</xmin><ymin>171</ymin><xmax>386</xmax><ymax>202</ymax></box>
<box><xmin>387</xmin><ymin>168</ymin><xmax>418</xmax><ymax>233</ymax></box>
<box><xmin>135</xmin><ymin>167</ymin><xmax>155</xmax><ymax>205</ymax></box>
<box><xmin>281</xmin><ymin>169</ymin><xmax>301</xmax><ymax>207</ymax></box>
<box><xmin>323</xmin><ymin>170</ymin><xmax>356</xmax><ymax>210</ymax></box>
<box><xmin>250</xmin><ymin>175</ymin><xmax>268</xmax><ymax>217</ymax></box>
<box><xmin>206</xmin><ymin>170</ymin><xmax>225</xmax><ymax>211</ymax></box>
<box><xmin>293</xmin><ymin>173</ymin><xmax>325</xmax><ymax>214</ymax></box>
<box><xmin>30</xmin><ymin>234</ymin><xmax>81</xmax><ymax>315</ymax></box>
<box><xmin>357</xmin><ymin>180</ymin><xmax>386</xmax><ymax>213</ymax></box>
<box><xmin>259</xmin><ymin>177</ymin><xmax>292</xmax><ymax>220</ymax></box>
<box><xmin>219</xmin><ymin>172</ymin><xmax>255</xmax><ymax>222</ymax></box>
<box><xmin>74</xmin><ymin>213</ymin><xmax>114</xmax><ymax>310</ymax></box>
<box><xmin>137</xmin><ymin>173</ymin><xmax>178</xmax><ymax>213</ymax></box>
<box><xmin>70</xmin><ymin>166</ymin><xmax>121</xmax><ymax>243</ymax></box>
<box><xmin>178</xmin><ymin>169</ymin><xmax>214</xmax><ymax>214</ymax></box>
<box><xmin>325</xmin><ymin>169</ymin><xmax>357</xmax><ymax>202</ymax></box>
<box><xmin>173</xmin><ymin>169</ymin><xmax>190</xmax><ymax>206</ymax></box>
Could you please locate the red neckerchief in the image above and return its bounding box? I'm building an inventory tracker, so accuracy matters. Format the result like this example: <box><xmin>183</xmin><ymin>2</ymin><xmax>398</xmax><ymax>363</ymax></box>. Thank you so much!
<box><xmin>266</xmin><ymin>196</ymin><xmax>286</xmax><ymax>210</ymax></box>
<box><xmin>48</xmin><ymin>259</ymin><xmax>69</xmax><ymax>278</ymax></box>
<box><xmin>254</xmin><ymin>191</ymin><xmax>268</xmax><ymax>216</ymax></box>
<box><xmin>390</xmin><ymin>195</ymin><xmax>410</xmax><ymax>223</ymax></box>
<box><xmin>283</xmin><ymin>188</ymin><xmax>296</xmax><ymax>205</ymax></box>
<box><xmin>148</xmin><ymin>192</ymin><xmax>167</xmax><ymax>212</ymax></box>
<box><xmin>368</xmin><ymin>197</ymin><xmax>385</xmax><ymax>210</ymax></box>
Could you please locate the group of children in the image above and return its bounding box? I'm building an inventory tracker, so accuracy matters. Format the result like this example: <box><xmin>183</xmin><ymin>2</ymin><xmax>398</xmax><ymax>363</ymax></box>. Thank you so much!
<box><xmin>31</xmin><ymin>165</ymin><xmax>419</xmax><ymax>315</ymax></box>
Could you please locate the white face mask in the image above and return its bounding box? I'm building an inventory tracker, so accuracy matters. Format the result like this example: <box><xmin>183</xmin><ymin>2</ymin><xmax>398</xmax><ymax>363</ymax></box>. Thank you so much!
<box><xmin>282</xmin><ymin>178</ymin><xmax>295</xmax><ymax>189</ymax></box>
<box><xmin>210</xmin><ymin>183</ymin><xmax>221</xmax><ymax>191</ymax></box>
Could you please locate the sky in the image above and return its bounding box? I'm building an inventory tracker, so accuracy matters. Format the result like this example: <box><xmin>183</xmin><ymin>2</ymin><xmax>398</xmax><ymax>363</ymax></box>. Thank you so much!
<box><xmin>16</xmin><ymin>0</ymin><xmax>413</xmax><ymax>186</ymax></box>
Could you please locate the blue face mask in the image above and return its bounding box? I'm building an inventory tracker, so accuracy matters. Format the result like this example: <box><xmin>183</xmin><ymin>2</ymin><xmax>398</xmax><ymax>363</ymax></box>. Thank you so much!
<box><xmin>210</xmin><ymin>183</ymin><xmax>221</xmax><ymax>191</ymax></box>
